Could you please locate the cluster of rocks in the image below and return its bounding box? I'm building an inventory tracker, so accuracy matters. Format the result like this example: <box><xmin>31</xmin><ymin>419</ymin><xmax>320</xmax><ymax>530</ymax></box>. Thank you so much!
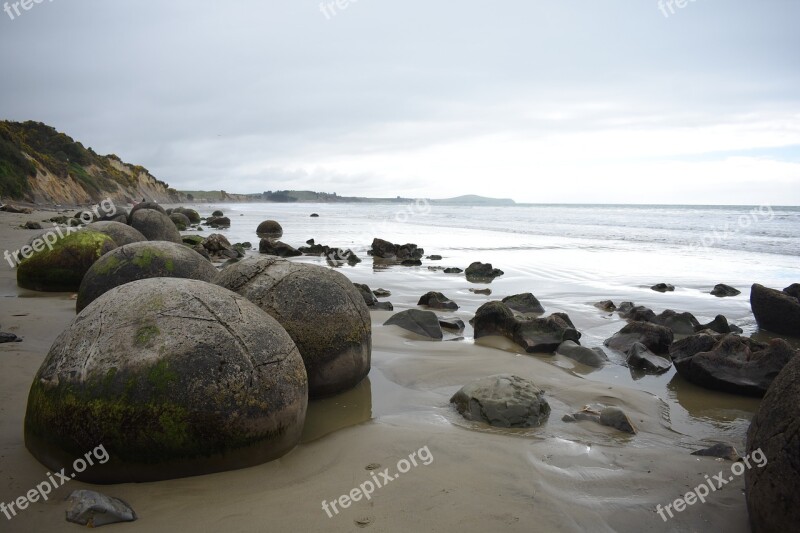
<box><xmin>354</xmin><ymin>283</ymin><xmax>393</xmax><ymax>311</ymax></box>
<box><xmin>298</xmin><ymin>239</ymin><xmax>361</xmax><ymax>265</ymax></box>
<box><xmin>368</xmin><ymin>238</ymin><xmax>424</xmax><ymax>265</ymax></box>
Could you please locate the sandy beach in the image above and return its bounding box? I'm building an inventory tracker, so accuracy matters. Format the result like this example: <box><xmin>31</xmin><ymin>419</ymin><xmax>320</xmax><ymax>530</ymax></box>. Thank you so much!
<box><xmin>0</xmin><ymin>207</ymin><xmax>765</xmax><ymax>533</ymax></box>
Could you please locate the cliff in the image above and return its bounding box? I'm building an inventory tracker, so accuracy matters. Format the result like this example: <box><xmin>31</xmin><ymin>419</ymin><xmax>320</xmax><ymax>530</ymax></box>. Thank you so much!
<box><xmin>0</xmin><ymin>121</ymin><xmax>182</xmax><ymax>205</ymax></box>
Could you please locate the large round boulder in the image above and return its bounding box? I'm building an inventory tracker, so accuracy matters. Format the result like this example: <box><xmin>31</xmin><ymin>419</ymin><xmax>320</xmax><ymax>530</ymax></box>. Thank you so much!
<box><xmin>128</xmin><ymin>201</ymin><xmax>167</xmax><ymax>222</ymax></box>
<box><xmin>214</xmin><ymin>257</ymin><xmax>371</xmax><ymax>398</ymax></box>
<box><xmin>88</xmin><ymin>221</ymin><xmax>148</xmax><ymax>247</ymax></box>
<box><xmin>130</xmin><ymin>209</ymin><xmax>182</xmax><ymax>243</ymax></box>
<box><xmin>76</xmin><ymin>241</ymin><xmax>218</xmax><ymax>312</ymax></box>
<box><xmin>751</xmin><ymin>283</ymin><xmax>800</xmax><ymax>337</ymax></box>
<box><xmin>17</xmin><ymin>230</ymin><xmax>117</xmax><ymax>292</ymax></box>
<box><xmin>169</xmin><ymin>212</ymin><xmax>191</xmax><ymax>231</ymax></box>
<box><xmin>173</xmin><ymin>207</ymin><xmax>201</xmax><ymax>224</ymax></box>
<box><xmin>24</xmin><ymin>278</ymin><xmax>308</xmax><ymax>483</ymax></box>
<box><xmin>746</xmin><ymin>351</ymin><xmax>800</xmax><ymax>531</ymax></box>
<box><xmin>256</xmin><ymin>220</ymin><xmax>283</xmax><ymax>238</ymax></box>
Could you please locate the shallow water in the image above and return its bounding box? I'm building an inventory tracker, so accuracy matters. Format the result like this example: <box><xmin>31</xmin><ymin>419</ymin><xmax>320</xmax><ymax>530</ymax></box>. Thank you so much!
<box><xmin>189</xmin><ymin>202</ymin><xmax>799</xmax><ymax>448</ymax></box>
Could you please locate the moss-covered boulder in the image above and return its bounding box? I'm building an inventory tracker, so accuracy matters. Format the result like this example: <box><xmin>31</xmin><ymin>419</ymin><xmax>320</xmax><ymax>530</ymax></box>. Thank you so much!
<box><xmin>214</xmin><ymin>257</ymin><xmax>371</xmax><ymax>398</ymax></box>
<box><xmin>169</xmin><ymin>213</ymin><xmax>191</xmax><ymax>231</ymax></box>
<box><xmin>17</xmin><ymin>230</ymin><xmax>117</xmax><ymax>292</ymax></box>
<box><xmin>76</xmin><ymin>241</ymin><xmax>218</xmax><ymax>312</ymax></box>
<box><xmin>88</xmin><ymin>221</ymin><xmax>148</xmax><ymax>247</ymax></box>
<box><xmin>130</xmin><ymin>209</ymin><xmax>182</xmax><ymax>243</ymax></box>
<box><xmin>24</xmin><ymin>278</ymin><xmax>308</xmax><ymax>483</ymax></box>
<box><xmin>173</xmin><ymin>207</ymin><xmax>200</xmax><ymax>224</ymax></box>
<box><xmin>127</xmin><ymin>201</ymin><xmax>167</xmax><ymax>222</ymax></box>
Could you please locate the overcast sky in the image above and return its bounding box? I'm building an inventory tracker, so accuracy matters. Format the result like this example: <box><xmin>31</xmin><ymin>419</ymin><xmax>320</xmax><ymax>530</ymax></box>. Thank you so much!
<box><xmin>1</xmin><ymin>1</ymin><xmax>798</xmax><ymax>204</ymax></box>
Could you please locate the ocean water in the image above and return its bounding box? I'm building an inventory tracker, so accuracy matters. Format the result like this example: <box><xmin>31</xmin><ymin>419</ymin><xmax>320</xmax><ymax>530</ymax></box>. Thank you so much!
<box><xmin>187</xmin><ymin>202</ymin><xmax>800</xmax><ymax>445</ymax></box>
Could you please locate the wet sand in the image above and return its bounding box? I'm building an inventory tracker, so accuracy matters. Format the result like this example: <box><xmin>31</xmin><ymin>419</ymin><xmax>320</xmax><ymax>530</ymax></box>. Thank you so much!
<box><xmin>0</xmin><ymin>209</ymin><xmax>757</xmax><ymax>532</ymax></box>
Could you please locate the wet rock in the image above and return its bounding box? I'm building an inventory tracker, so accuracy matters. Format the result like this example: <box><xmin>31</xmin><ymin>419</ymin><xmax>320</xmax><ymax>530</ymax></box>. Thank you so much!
<box><xmin>354</xmin><ymin>283</ymin><xmax>379</xmax><ymax>306</ymax></box>
<box><xmin>439</xmin><ymin>317</ymin><xmax>465</xmax><ymax>333</ymax></box>
<box><xmin>450</xmin><ymin>374</ymin><xmax>551</xmax><ymax>428</ymax></box>
<box><xmin>77</xmin><ymin>241</ymin><xmax>218</xmax><ymax>312</ymax></box>
<box><xmin>259</xmin><ymin>239</ymin><xmax>302</xmax><ymax>257</ymax></box>
<box><xmin>384</xmin><ymin>309</ymin><xmax>443</xmax><ymax>340</ymax></box>
<box><xmin>17</xmin><ymin>230</ymin><xmax>117</xmax><ymax>292</ymax></box>
<box><xmin>130</xmin><ymin>210</ymin><xmax>182</xmax><ymax>243</ymax></box>
<box><xmin>256</xmin><ymin>220</ymin><xmax>283</xmax><ymax>238</ymax></box>
<box><xmin>594</xmin><ymin>300</ymin><xmax>616</xmax><ymax>312</ymax></box>
<box><xmin>470</xmin><ymin>288</ymin><xmax>492</xmax><ymax>295</ymax></box>
<box><xmin>599</xmin><ymin>407</ymin><xmax>637</xmax><ymax>434</ymax></box>
<box><xmin>751</xmin><ymin>283</ymin><xmax>800</xmax><ymax>337</ymax></box>
<box><xmin>401</xmin><ymin>259</ymin><xmax>422</xmax><ymax>266</ymax></box>
<box><xmin>604</xmin><ymin>321</ymin><xmax>674</xmax><ymax>355</ymax></box>
<box><xmin>619</xmin><ymin>305</ymin><xmax>657</xmax><ymax>323</ymax></box>
<box><xmin>310</xmin><ymin>213</ymin><xmax>319</xmax><ymax>217</ymax></box>
<box><xmin>25</xmin><ymin>278</ymin><xmax>308</xmax><ymax>483</ymax></box>
<box><xmin>784</xmin><ymin>283</ymin><xmax>800</xmax><ymax>300</ymax></box>
<box><xmin>369</xmin><ymin>238</ymin><xmax>424</xmax><ymax>261</ymax></box>
<box><xmin>502</xmin><ymin>293</ymin><xmax>545</xmax><ymax>315</ymax></box>
<box><xmin>427</xmin><ymin>255</ymin><xmax>443</xmax><ymax>260</ymax></box>
<box><xmin>626</xmin><ymin>342</ymin><xmax>672</xmax><ymax>373</ymax></box>
<box><xmin>172</xmin><ymin>207</ymin><xmax>201</xmax><ymax>224</ymax></box>
<box><xmin>616</xmin><ymin>301</ymin><xmax>635</xmax><ymax>316</ymax></box>
<box><xmin>373</xmin><ymin>301</ymin><xmax>394</xmax><ymax>311</ymax></box>
<box><xmin>711</xmin><ymin>284</ymin><xmax>741</xmax><ymax>298</ymax></box>
<box><xmin>691</xmin><ymin>443</ymin><xmax>740</xmax><ymax>461</ymax></box>
<box><xmin>651</xmin><ymin>310</ymin><xmax>701</xmax><ymax>336</ymax></box>
<box><xmin>651</xmin><ymin>283</ymin><xmax>675</xmax><ymax>293</ymax></box>
<box><xmin>215</xmin><ymin>258</ymin><xmax>371</xmax><ymax>398</ymax></box>
<box><xmin>0</xmin><ymin>204</ymin><xmax>33</xmax><ymax>214</ymax></box>
<box><xmin>169</xmin><ymin>212</ymin><xmax>191</xmax><ymax>231</ymax></box>
<box><xmin>418</xmin><ymin>291</ymin><xmax>459</xmax><ymax>311</ymax></box>
<box><xmin>88</xmin><ymin>221</ymin><xmax>148</xmax><ymax>247</ymax></box>
<box><xmin>206</xmin><ymin>216</ymin><xmax>231</xmax><ymax>228</ymax></box>
<box><xmin>746</xmin><ymin>352</ymin><xmax>800</xmax><ymax>531</ymax></box>
<box><xmin>471</xmin><ymin>302</ymin><xmax>581</xmax><ymax>354</ymax></box>
<box><xmin>0</xmin><ymin>332</ymin><xmax>22</xmax><ymax>343</ymax></box>
<box><xmin>373</xmin><ymin>288</ymin><xmax>391</xmax><ymax>298</ymax></box>
<box><xmin>671</xmin><ymin>333</ymin><xmax>798</xmax><ymax>397</ymax></box>
<box><xmin>211</xmin><ymin>210</ymin><xmax>224</xmax><ymax>217</ymax></box>
<box><xmin>556</xmin><ymin>341</ymin><xmax>608</xmax><ymax>368</ymax></box>
<box><xmin>203</xmin><ymin>233</ymin><xmax>241</xmax><ymax>260</ymax></box>
<box><xmin>66</xmin><ymin>490</ymin><xmax>137</xmax><ymax>527</ymax></box>
<box><xmin>24</xmin><ymin>221</ymin><xmax>43</xmax><ymax>230</ymax></box>
<box><xmin>465</xmin><ymin>262</ymin><xmax>504</xmax><ymax>282</ymax></box>
<box><xmin>697</xmin><ymin>315</ymin><xmax>743</xmax><ymax>335</ymax></box>
<box><xmin>443</xmin><ymin>267</ymin><xmax>463</xmax><ymax>274</ymax></box>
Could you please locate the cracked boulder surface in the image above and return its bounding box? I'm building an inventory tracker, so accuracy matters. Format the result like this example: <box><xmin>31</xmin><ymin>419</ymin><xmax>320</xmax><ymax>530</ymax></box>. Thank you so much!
<box><xmin>746</xmin><ymin>351</ymin><xmax>800</xmax><ymax>532</ymax></box>
<box><xmin>215</xmin><ymin>257</ymin><xmax>371</xmax><ymax>398</ymax></box>
<box><xmin>24</xmin><ymin>278</ymin><xmax>308</xmax><ymax>483</ymax></box>
<box><xmin>450</xmin><ymin>374</ymin><xmax>551</xmax><ymax>428</ymax></box>
<box><xmin>76</xmin><ymin>241</ymin><xmax>218</xmax><ymax>313</ymax></box>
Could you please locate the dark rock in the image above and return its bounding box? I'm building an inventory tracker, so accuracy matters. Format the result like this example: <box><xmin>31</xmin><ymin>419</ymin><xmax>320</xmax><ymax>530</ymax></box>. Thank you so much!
<box><xmin>450</xmin><ymin>374</ymin><xmax>550</xmax><ymax>428</ymax></box>
<box><xmin>256</xmin><ymin>220</ymin><xmax>283</xmax><ymax>238</ymax></box>
<box><xmin>472</xmin><ymin>302</ymin><xmax>580</xmax><ymax>354</ymax></box>
<box><xmin>369</xmin><ymin>238</ymin><xmax>424</xmax><ymax>261</ymax></box>
<box><xmin>439</xmin><ymin>317</ymin><xmax>465</xmax><ymax>332</ymax></box>
<box><xmin>427</xmin><ymin>255</ymin><xmax>443</xmax><ymax>260</ymax></box>
<box><xmin>215</xmin><ymin>257</ymin><xmax>371</xmax><ymax>398</ymax></box>
<box><xmin>599</xmin><ymin>407</ymin><xmax>637</xmax><ymax>434</ymax></box>
<box><xmin>691</xmin><ymin>443</ymin><xmax>740</xmax><ymax>461</ymax></box>
<box><xmin>24</xmin><ymin>278</ymin><xmax>308</xmax><ymax>483</ymax></box>
<box><xmin>0</xmin><ymin>332</ymin><xmax>22</xmax><ymax>343</ymax></box>
<box><xmin>418</xmin><ymin>291</ymin><xmax>459</xmax><ymax>311</ymax></box>
<box><xmin>697</xmin><ymin>315</ymin><xmax>743</xmax><ymax>335</ymax></box>
<box><xmin>211</xmin><ymin>210</ymin><xmax>224</xmax><ymax>217</ymax></box>
<box><xmin>204</xmin><ymin>233</ymin><xmax>241</xmax><ymax>260</ymax></box>
<box><xmin>556</xmin><ymin>341</ymin><xmax>608</xmax><ymax>368</ymax></box>
<box><xmin>427</xmin><ymin>266</ymin><xmax>445</xmax><ymax>272</ymax></box>
<box><xmin>172</xmin><ymin>207</ymin><xmax>201</xmax><ymax>224</ymax></box>
<box><xmin>192</xmin><ymin>244</ymin><xmax>210</xmax><ymax>260</ymax></box>
<box><xmin>604</xmin><ymin>322</ymin><xmax>674</xmax><ymax>355</ymax></box>
<box><xmin>17</xmin><ymin>230</ymin><xmax>117</xmax><ymax>292</ymax></box>
<box><xmin>259</xmin><ymin>239</ymin><xmax>302</xmax><ymax>257</ymax></box>
<box><xmin>746</xmin><ymin>352</ymin><xmax>800</xmax><ymax>531</ymax></box>
<box><xmin>784</xmin><ymin>283</ymin><xmax>800</xmax><ymax>300</ymax></box>
<box><xmin>651</xmin><ymin>310</ymin><xmax>701</xmax><ymax>336</ymax></box>
<box><xmin>310</xmin><ymin>213</ymin><xmax>319</xmax><ymax>217</ymax></box>
<box><xmin>88</xmin><ymin>221</ymin><xmax>147</xmax><ymax>247</ymax></box>
<box><xmin>651</xmin><ymin>283</ymin><xmax>675</xmax><ymax>293</ymax></box>
<box><xmin>66</xmin><ymin>490</ymin><xmax>137</xmax><ymax>527</ymax></box>
<box><xmin>384</xmin><ymin>309</ymin><xmax>443</xmax><ymax>340</ymax></box>
<box><xmin>76</xmin><ymin>241</ymin><xmax>218</xmax><ymax>312</ymax></box>
<box><xmin>373</xmin><ymin>301</ymin><xmax>394</xmax><ymax>311</ymax></box>
<box><xmin>0</xmin><ymin>204</ymin><xmax>33</xmax><ymax>214</ymax></box>
<box><xmin>594</xmin><ymin>300</ymin><xmax>616</xmax><ymax>312</ymax></box>
<box><xmin>671</xmin><ymin>333</ymin><xmax>798</xmax><ymax>396</ymax></box>
<box><xmin>751</xmin><ymin>283</ymin><xmax>800</xmax><ymax>337</ymax></box>
<box><xmin>354</xmin><ymin>283</ymin><xmax>379</xmax><ymax>306</ymax></box>
<box><xmin>24</xmin><ymin>221</ymin><xmax>43</xmax><ymax>230</ymax></box>
<box><xmin>711</xmin><ymin>284</ymin><xmax>741</xmax><ymax>298</ymax></box>
<box><xmin>373</xmin><ymin>288</ymin><xmax>391</xmax><ymax>298</ymax></box>
<box><xmin>169</xmin><ymin>212</ymin><xmax>191</xmax><ymax>231</ymax></box>
<box><xmin>626</xmin><ymin>342</ymin><xmax>672</xmax><ymax>373</ymax></box>
<box><xmin>502</xmin><ymin>293</ymin><xmax>545</xmax><ymax>315</ymax></box>
<box><xmin>306</xmin><ymin>239</ymin><xmax>315</xmax><ymax>245</ymax></box>
<box><xmin>128</xmin><ymin>201</ymin><xmax>167</xmax><ymax>222</ymax></box>
<box><xmin>443</xmin><ymin>267</ymin><xmax>463</xmax><ymax>274</ymax></box>
<box><xmin>182</xmin><ymin>235</ymin><xmax>204</xmax><ymax>246</ymax></box>
<box><xmin>616</xmin><ymin>302</ymin><xmax>635</xmax><ymax>316</ymax></box>
<box><xmin>620</xmin><ymin>305</ymin><xmax>657</xmax><ymax>323</ymax></box>
<box><xmin>470</xmin><ymin>288</ymin><xmax>492</xmax><ymax>295</ymax></box>
<box><xmin>401</xmin><ymin>259</ymin><xmax>422</xmax><ymax>266</ymax></box>
<box><xmin>238</xmin><ymin>242</ymin><xmax>252</xmax><ymax>249</ymax></box>
<box><xmin>465</xmin><ymin>262</ymin><xmax>504</xmax><ymax>282</ymax></box>
<box><xmin>206</xmin><ymin>216</ymin><xmax>231</xmax><ymax>228</ymax></box>
<box><xmin>130</xmin><ymin>210</ymin><xmax>182</xmax><ymax>243</ymax></box>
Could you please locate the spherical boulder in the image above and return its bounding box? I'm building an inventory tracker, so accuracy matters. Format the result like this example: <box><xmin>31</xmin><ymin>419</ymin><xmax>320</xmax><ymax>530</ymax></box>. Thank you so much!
<box><xmin>130</xmin><ymin>209</ymin><xmax>182</xmax><ymax>243</ymax></box>
<box><xmin>214</xmin><ymin>257</ymin><xmax>371</xmax><ymax>398</ymax></box>
<box><xmin>88</xmin><ymin>221</ymin><xmax>148</xmax><ymax>247</ymax></box>
<box><xmin>256</xmin><ymin>220</ymin><xmax>283</xmax><ymax>238</ymax></box>
<box><xmin>128</xmin><ymin>201</ymin><xmax>167</xmax><ymax>222</ymax></box>
<box><xmin>17</xmin><ymin>230</ymin><xmax>117</xmax><ymax>292</ymax></box>
<box><xmin>76</xmin><ymin>241</ymin><xmax>218</xmax><ymax>312</ymax></box>
<box><xmin>169</xmin><ymin>212</ymin><xmax>191</xmax><ymax>231</ymax></box>
<box><xmin>746</xmin><ymin>351</ymin><xmax>800</xmax><ymax>531</ymax></box>
<box><xmin>24</xmin><ymin>278</ymin><xmax>308</xmax><ymax>483</ymax></box>
<box><xmin>173</xmin><ymin>207</ymin><xmax>201</xmax><ymax>224</ymax></box>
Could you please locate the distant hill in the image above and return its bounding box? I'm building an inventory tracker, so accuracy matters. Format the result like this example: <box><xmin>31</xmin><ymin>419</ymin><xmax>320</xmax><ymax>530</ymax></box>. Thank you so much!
<box><xmin>182</xmin><ymin>189</ymin><xmax>517</xmax><ymax>205</ymax></box>
<box><xmin>430</xmin><ymin>195</ymin><xmax>515</xmax><ymax>206</ymax></box>
<box><xmin>0</xmin><ymin>121</ymin><xmax>181</xmax><ymax>205</ymax></box>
